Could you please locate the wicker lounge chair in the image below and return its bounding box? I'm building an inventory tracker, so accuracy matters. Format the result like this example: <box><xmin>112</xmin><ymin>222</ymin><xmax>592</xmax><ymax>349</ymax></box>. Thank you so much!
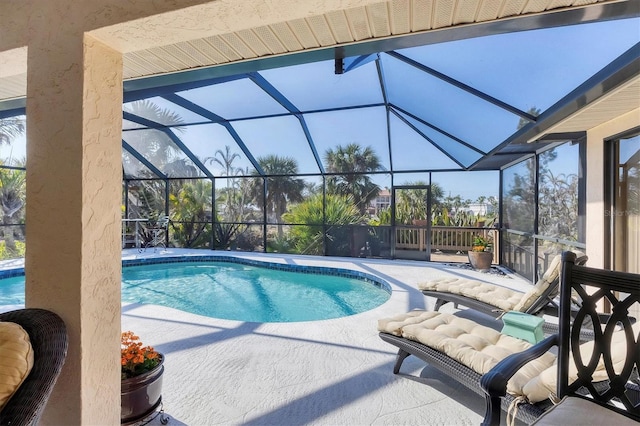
<box><xmin>378</xmin><ymin>311</ymin><xmax>552</xmax><ymax>424</ymax></box>
<box><xmin>378</xmin><ymin>252</ymin><xmax>639</xmax><ymax>425</ymax></box>
<box><xmin>0</xmin><ymin>308</ymin><xmax>68</xmax><ymax>426</ymax></box>
<box><xmin>480</xmin><ymin>251</ymin><xmax>640</xmax><ymax>425</ymax></box>
<box><xmin>419</xmin><ymin>252</ymin><xmax>588</xmax><ymax>324</ymax></box>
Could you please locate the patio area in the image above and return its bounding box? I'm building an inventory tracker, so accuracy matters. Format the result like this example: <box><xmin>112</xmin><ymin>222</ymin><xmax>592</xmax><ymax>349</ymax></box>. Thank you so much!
<box><xmin>117</xmin><ymin>248</ymin><xmax>531</xmax><ymax>425</ymax></box>
<box><xmin>2</xmin><ymin>2</ymin><xmax>638</xmax><ymax>422</ymax></box>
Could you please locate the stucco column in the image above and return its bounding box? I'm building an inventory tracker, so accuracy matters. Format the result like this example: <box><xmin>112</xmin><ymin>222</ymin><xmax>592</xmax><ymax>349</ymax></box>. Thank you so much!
<box><xmin>25</xmin><ymin>33</ymin><xmax>122</xmax><ymax>424</ymax></box>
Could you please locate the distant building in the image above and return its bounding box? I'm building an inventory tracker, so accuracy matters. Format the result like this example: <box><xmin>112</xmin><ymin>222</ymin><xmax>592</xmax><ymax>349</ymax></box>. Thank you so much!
<box><xmin>466</xmin><ymin>203</ymin><xmax>495</xmax><ymax>216</ymax></box>
<box><xmin>368</xmin><ymin>189</ymin><xmax>390</xmax><ymax>216</ymax></box>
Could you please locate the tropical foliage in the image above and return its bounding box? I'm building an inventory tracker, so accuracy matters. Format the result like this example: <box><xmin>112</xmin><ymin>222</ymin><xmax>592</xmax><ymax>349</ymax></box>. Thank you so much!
<box><xmin>123</xmin><ymin>100</ymin><xmax>189</xmax><ymax>177</ymax></box>
<box><xmin>324</xmin><ymin>143</ymin><xmax>382</xmax><ymax>214</ymax></box>
<box><xmin>169</xmin><ymin>179</ymin><xmax>212</xmax><ymax>248</ymax></box>
<box><xmin>0</xmin><ymin>240</ymin><xmax>25</xmax><ymax>260</ymax></box>
<box><xmin>394</xmin><ymin>185</ymin><xmax>430</xmax><ymax>225</ymax></box>
<box><xmin>374</xmin><ymin>182</ymin><xmax>497</xmax><ymax>228</ymax></box>
<box><xmin>471</xmin><ymin>234</ymin><xmax>492</xmax><ymax>252</ymax></box>
<box><xmin>0</xmin><ymin>117</ymin><xmax>25</xmax><ymax>146</ymax></box>
<box><xmin>0</xmin><ymin>117</ymin><xmax>26</xmax><ymax>259</ymax></box>
<box><xmin>538</xmin><ymin>170</ymin><xmax>579</xmax><ymax>240</ymax></box>
<box><xmin>282</xmin><ymin>193</ymin><xmax>363</xmax><ymax>255</ymax></box>
<box><xmin>0</xmin><ymin>112</ymin><xmax>520</xmax><ymax>258</ymax></box>
<box><xmin>212</xmin><ymin>221</ymin><xmax>242</xmax><ymax>250</ymax></box>
<box><xmin>504</xmin><ymin>147</ymin><xmax>578</xmax><ymax>241</ymax></box>
<box><xmin>250</xmin><ymin>155</ymin><xmax>305</xmax><ymax>236</ymax></box>
<box><xmin>503</xmin><ymin>156</ymin><xmax>537</xmax><ymax>233</ymax></box>
<box><xmin>207</xmin><ymin>145</ymin><xmax>241</xmax><ymax>220</ymax></box>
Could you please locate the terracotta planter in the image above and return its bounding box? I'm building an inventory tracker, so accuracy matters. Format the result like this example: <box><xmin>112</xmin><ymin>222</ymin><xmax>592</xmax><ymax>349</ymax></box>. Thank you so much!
<box><xmin>121</xmin><ymin>354</ymin><xmax>164</xmax><ymax>424</ymax></box>
<box><xmin>468</xmin><ymin>251</ymin><xmax>493</xmax><ymax>272</ymax></box>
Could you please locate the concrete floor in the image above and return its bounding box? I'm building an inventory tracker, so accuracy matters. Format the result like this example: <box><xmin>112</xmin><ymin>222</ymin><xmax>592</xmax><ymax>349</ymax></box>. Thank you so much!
<box><xmin>118</xmin><ymin>249</ymin><xmax>531</xmax><ymax>426</ymax></box>
<box><xmin>1</xmin><ymin>249</ymin><xmax>532</xmax><ymax>425</ymax></box>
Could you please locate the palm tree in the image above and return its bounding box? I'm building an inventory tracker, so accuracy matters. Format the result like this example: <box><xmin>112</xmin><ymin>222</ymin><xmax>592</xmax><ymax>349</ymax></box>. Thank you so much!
<box><xmin>164</xmin><ymin>158</ymin><xmax>199</xmax><ymax>178</ymax></box>
<box><xmin>169</xmin><ymin>179</ymin><xmax>212</xmax><ymax>247</ymax></box>
<box><xmin>127</xmin><ymin>179</ymin><xmax>166</xmax><ymax>221</ymax></box>
<box><xmin>123</xmin><ymin>100</ymin><xmax>185</xmax><ymax>171</ymax></box>
<box><xmin>206</xmin><ymin>145</ymin><xmax>241</xmax><ymax>220</ymax></box>
<box><xmin>0</xmin><ymin>117</ymin><xmax>25</xmax><ymax>146</ymax></box>
<box><xmin>250</xmin><ymin>155</ymin><xmax>305</xmax><ymax>238</ymax></box>
<box><xmin>205</xmin><ymin>145</ymin><xmax>240</xmax><ymax>177</ymax></box>
<box><xmin>215</xmin><ymin>166</ymin><xmax>260</xmax><ymax>224</ymax></box>
<box><xmin>324</xmin><ymin>143</ymin><xmax>382</xmax><ymax>214</ymax></box>
<box><xmin>391</xmin><ymin>181</ymin><xmax>446</xmax><ymax>225</ymax></box>
<box><xmin>123</xmin><ymin>100</ymin><xmax>187</xmax><ymax>221</ymax></box>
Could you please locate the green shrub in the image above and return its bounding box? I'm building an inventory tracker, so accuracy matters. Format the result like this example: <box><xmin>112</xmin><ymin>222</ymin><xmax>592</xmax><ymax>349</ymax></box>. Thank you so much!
<box><xmin>283</xmin><ymin>194</ymin><xmax>363</xmax><ymax>255</ymax></box>
<box><xmin>0</xmin><ymin>240</ymin><xmax>25</xmax><ymax>260</ymax></box>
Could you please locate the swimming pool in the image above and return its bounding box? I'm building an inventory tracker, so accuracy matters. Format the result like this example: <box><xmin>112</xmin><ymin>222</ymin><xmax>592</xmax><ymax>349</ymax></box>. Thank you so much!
<box><xmin>0</xmin><ymin>256</ymin><xmax>391</xmax><ymax>322</ymax></box>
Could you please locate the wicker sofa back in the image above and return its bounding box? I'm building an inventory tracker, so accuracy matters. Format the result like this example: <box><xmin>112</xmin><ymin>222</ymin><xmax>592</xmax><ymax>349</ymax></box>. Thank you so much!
<box><xmin>480</xmin><ymin>251</ymin><xmax>639</xmax><ymax>425</ymax></box>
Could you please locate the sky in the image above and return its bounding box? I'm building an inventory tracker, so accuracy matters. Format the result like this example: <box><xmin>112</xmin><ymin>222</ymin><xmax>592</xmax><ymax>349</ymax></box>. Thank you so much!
<box><xmin>2</xmin><ymin>17</ymin><xmax>638</xmax><ymax>202</ymax></box>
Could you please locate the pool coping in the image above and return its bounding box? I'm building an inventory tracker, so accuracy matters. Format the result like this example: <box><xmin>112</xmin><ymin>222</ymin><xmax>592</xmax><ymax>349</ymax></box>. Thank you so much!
<box><xmin>0</xmin><ymin>267</ymin><xmax>24</xmax><ymax>279</ymax></box>
<box><xmin>0</xmin><ymin>254</ymin><xmax>393</xmax><ymax>294</ymax></box>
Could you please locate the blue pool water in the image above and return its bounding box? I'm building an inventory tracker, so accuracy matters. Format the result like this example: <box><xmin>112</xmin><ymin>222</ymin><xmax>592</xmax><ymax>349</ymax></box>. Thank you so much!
<box><xmin>0</xmin><ymin>259</ymin><xmax>391</xmax><ymax>322</ymax></box>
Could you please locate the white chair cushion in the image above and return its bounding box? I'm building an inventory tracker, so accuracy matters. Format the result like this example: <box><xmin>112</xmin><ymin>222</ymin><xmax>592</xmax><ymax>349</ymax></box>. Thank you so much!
<box><xmin>378</xmin><ymin>310</ymin><xmax>635</xmax><ymax>404</ymax></box>
<box><xmin>520</xmin><ymin>321</ymin><xmax>640</xmax><ymax>403</ymax></box>
<box><xmin>512</xmin><ymin>251</ymin><xmax>586</xmax><ymax>312</ymax></box>
<box><xmin>377</xmin><ymin>311</ymin><xmax>556</xmax><ymax>385</ymax></box>
<box><xmin>418</xmin><ymin>278</ymin><xmax>523</xmax><ymax>311</ymax></box>
<box><xmin>512</xmin><ymin>255</ymin><xmax>562</xmax><ymax>312</ymax></box>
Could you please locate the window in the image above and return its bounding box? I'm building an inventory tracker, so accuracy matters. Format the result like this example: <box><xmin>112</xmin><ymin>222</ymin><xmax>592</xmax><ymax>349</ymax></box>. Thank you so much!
<box><xmin>608</xmin><ymin>130</ymin><xmax>640</xmax><ymax>273</ymax></box>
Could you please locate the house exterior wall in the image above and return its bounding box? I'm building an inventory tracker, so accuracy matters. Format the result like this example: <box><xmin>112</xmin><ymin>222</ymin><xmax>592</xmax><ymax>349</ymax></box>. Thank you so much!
<box><xmin>585</xmin><ymin>107</ymin><xmax>640</xmax><ymax>268</ymax></box>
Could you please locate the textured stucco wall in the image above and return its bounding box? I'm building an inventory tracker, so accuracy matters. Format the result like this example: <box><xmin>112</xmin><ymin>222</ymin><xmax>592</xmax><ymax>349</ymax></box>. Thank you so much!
<box><xmin>25</xmin><ymin>31</ymin><xmax>123</xmax><ymax>424</ymax></box>
<box><xmin>1</xmin><ymin>0</ymin><xmax>219</xmax><ymax>51</ymax></box>
<box><xmin>585</xmin><ymin>107</ymin><xmax>640</xmax><ymax>268</ymax></box>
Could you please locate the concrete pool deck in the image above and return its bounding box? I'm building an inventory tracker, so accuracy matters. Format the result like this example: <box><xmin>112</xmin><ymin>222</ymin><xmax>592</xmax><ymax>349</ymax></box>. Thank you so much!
<box><xmin>3</xmin><ymin>249</ymin><xmax>534</xmax><ymax>425</ymax></box>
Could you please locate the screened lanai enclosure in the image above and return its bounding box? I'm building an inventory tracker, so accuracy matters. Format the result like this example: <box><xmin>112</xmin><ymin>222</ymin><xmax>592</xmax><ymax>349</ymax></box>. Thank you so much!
<box><xmin>0</xmin><ymin>14</ymin><xmax>639</xmax><ymax>282</ymax></box>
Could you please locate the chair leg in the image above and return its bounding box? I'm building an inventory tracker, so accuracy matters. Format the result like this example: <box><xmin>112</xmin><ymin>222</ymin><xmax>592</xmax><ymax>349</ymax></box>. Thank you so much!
<box><xmin>393</xmin><ymin>349</ymin><xmax>411</xmax><ymax>374</ymax></box>
<box><xmin>481</xmin><ymin>395</ymin><xmax>502</xmax><ymax>426</ymax></box>
<box><xmin>434</xmin><ymin>299</ymin><xmax>447</xmax><ymax>311</ymax></box>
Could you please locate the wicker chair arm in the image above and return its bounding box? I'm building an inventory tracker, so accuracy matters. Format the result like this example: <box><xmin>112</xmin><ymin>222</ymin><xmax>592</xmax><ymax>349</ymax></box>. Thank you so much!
<box><xmin>0</xmin><ymin>309</ymin><xmax>68</xmax><ymax>426</ymax></box>
<box><xmin>480</xmin><ymin>334</ymin><xmax>558</xmax><ymax>426</ymax></box>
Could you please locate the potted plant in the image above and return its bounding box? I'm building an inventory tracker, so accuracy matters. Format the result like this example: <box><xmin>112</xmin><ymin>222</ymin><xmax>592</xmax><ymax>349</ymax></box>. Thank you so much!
<box><xmin>121</xmin><ymin>331</ymin><xmax>164</xmax><ymax>424</ymax></box>
<box><xmin>468</xmin><ymin>234</ymin><xmax>493</xmax><ymax>271</ymax></box>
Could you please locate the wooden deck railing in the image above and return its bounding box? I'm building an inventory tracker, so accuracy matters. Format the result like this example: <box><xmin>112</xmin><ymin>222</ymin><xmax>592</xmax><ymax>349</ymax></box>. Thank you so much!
<box><xmin>396</xmin><ymin>226</ymin><xmax>499</xmax><ymax>263</ymax></box>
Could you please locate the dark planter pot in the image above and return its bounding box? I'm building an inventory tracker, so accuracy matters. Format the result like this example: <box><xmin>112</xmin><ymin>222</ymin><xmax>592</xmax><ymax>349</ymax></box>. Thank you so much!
<box><xmin>468</xmin><ymin>251</ymin><xmax>493</xmax><ymax>272</ymax></box>
<box><xmin>121</xmin><ymin>354</ymin><xmax>164</xmax><ymax>424</ymax></box>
